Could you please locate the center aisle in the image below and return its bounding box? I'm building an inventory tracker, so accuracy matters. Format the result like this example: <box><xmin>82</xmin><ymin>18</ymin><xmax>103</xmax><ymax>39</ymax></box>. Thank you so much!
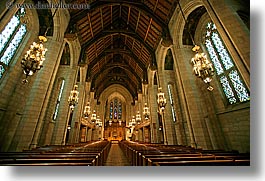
<box><xmin>104</xmin><ymin>142</ymin><xmax>132</xmax><ymax>166</ymax></box>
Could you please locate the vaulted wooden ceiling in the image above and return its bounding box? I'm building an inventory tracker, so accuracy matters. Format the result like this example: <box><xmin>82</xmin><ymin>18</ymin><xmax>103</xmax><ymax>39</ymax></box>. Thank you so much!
<box><xmin>65</xmin><ymin>0</ymin><xmax>179</xmax><ymax>100</ymax></box>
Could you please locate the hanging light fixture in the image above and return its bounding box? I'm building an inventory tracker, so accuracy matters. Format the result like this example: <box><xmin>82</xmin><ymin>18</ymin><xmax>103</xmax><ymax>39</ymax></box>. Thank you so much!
<box><xmin>83</xmin><ymin>102</ymin><xmax>91</xmax><ymax>118</ymax></box>
<box><xmin>131</xmin><ymin>116</ymin><xmax>136</xmax><ymax>127</ymax></box>
<box><xmin>21</xmin><ymin>36</ymin><xmax>48</xmax><ymax>83</ymax></box>
<box><xmin>96</xmin><ymin>116</ymin><xmax>102</xmax><ymax>127</ymax></box>
<box><xmin>20</xmin><ymin>5</ymin><xmax>59</xmax><ymax>83</ymax></box>
<box><xmin>178</xmin><ymin>1</ymin><xmax>214</xmax><ymax>91</ymax></box>
<box><xmin>143</xmin><ymin>103</ymin><xmax>150</xmax><ymax>120</ymax></box>
<box><xmin>157</xmin><ymin>87</ymin><xmax>168</xmax><ymax>145</ymax></box>
<box><xmin>157</xmin><ymin>87</ymin><xmax>167</xmax><ymax>115</ymax></box>
<box><xmin>191</xmin><ymin>45</ymin><xmax>214</xmax><ymax>91</ymax></box>
<box><xmin>68</xmin><ymin>84</ymin><xmax>79</xmax><ymax>111</ymax></box>
<box><xmin>91</xmin><ymin>110</ymin><xmax>97</xmax><ymax>124</ymax></box>
<box><xmin>128</xmin><ymin>120</ymin><xmax>132</xmax><ymax>128</ymax></box>
<box><xmin>136</xmin><ymin>111</ymin><xmax>141</xmax><ymax>125</ymax></box>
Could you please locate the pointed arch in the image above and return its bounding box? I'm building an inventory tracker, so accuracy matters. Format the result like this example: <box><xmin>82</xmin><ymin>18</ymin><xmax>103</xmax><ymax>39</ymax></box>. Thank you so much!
<box><xmin>164</xmin><ymin>48</ymin><xmax>174</xmax><ymax>70</ymax></box>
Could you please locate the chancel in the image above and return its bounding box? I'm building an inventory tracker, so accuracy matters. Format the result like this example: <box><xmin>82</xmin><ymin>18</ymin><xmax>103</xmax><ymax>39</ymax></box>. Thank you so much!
<box><xmin>0</xmin><ymin>0</ymin><xmax>250</xmax><ymax>166</ymax></box>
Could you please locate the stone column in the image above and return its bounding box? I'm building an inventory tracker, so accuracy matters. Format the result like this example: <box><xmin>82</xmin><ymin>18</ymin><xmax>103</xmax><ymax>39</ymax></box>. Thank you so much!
<box><xmin>9</xmin><ymin>37</ymin><xmax>66</xmax><ymax>151</ymax></box>
<box><xmin>148</xmin><ymin>72</ymin><xmax>159</xmax><ymax>143</ymax></box>
<box><xmin>138</xmin><ymin>128</ymin><xmax>143</xmax><ymax>142</ymax></box>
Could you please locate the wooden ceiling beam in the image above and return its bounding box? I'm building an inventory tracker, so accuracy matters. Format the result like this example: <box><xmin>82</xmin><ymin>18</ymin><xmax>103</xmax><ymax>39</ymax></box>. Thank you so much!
<box><xmin>92</xmin><ymin>64</ymin><xmax>142</xmax><ymax>89</ymax></box>
<box><xmin>100</xmin><ymin>8</ymin><xmax>104</xmax><ymax>30</ymax></box>
<box><xmin>154</xmin><ymin>0</ymin><xmax>159</xmax><ymax>12</ymax></box>
<box><xmin>144</xmin><ymin>18</ymin><xmax>152</xmax><ymax>42</ymax></box>
<box><xmin>70</xmin><ymin>0</ymin><xmax>172</xmax><ymax>28</ymax></box>
<box><xmin>135</xmin><ymin>11</ymin><xmax>141</xmax><ymax>32</ymax></box>
<box><xmin>81</xmin><ymin>29</ymin><xmax>156</xmax><ymax>64</ymax></box>
<box><xmin>127</xmin><ymin>6</ymin><xmax>131</xmax><ymax>26</ymax></box>
<box><xmin>87</xmin><ymin>13</ymin><xmax>94</xmax><ymax>38</ymax></box>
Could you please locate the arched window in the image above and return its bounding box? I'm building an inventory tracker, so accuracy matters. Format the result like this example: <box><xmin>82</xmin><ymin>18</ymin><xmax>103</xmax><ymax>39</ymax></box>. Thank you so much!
<box><xmin>0</xmin><ymin>8</ymin><xmax>27</xmax><ymax>79</ymax></box>
<box><xmin>164</xmin><ymin>49</ymin><xmax>174</xmax><ymax>70</ymax></box>
<box><xmin>114</xmin><ymin>99</ymin><xmax>118</xmax><ymax>119</ymax></box>
<box><xmin>53</xmin><ymin>79</ymin><xmax>65</xmax><ymax>120</ymax></box>
<box><xmin>204</xmin><ymin>22</ymin><xmax>250</xmax><ymax>104</ymax></box>
<box><xmin>167</xmin><ymin>84</ymin><xmax>177</xmax><ymax>122</ymax></box>
<box><xmin>60</xmin><ymin>43</ymin><xmax>70</xmax><ymax>65</ymax></box>
<box><xmin>118</xmin><ymin>102</ymin><xmax>122</xmax><ymax>119</ymax></box>
<box><xmin>153</xmin><ymin>72</ymin><xmax>157</xmax><ymax>85</ymax></box>
<box><xmin>109</xmin><ymin>102</ymin><xmax>113</xmax><ymax>119</ymax></box>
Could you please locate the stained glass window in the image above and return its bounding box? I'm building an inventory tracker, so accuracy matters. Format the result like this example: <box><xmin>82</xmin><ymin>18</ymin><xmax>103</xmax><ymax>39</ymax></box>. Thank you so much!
<box><xmin>109</xmin><ymin>102</ymin><xmax>113</xmax><ymax>119</ymax></box>
<box><xmin>205</xmin><ymin>22</ymin><xmax>250</xmax><ymax>104</ymax></box>
<box><xmin>0</xmin><ymin>8</ymin><xmax>27</xmax><ymax>79</ymax></box>
<box><xmin>53</xmin><ymin>79</ymin><xmax>65</xmax><ymax>120</ymax></box>
<box><xmin>118</xmin><ymin>102</ymin><xmax>122</xmax><ymax>119</ymax></box>
<box><xmin>114</xmin><ymin>99</ymin><xmax>118</xmax><ymax>119</ymax></box>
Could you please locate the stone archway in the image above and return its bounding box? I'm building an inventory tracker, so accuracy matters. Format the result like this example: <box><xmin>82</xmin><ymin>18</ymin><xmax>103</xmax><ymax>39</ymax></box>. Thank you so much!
<box><xmin>98</xmin><ymin>84</ymin><xmax>133</xmax><ymax>141</ymax></box>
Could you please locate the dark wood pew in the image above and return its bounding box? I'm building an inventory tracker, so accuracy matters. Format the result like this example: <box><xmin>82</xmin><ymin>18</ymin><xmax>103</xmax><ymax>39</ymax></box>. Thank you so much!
<box><xmin>0</xmin><ymin>163</ymin><xmax>92</xmax><ymax>166</ymax></box>
<box><xmin>153</xmin><ymin>160</ymin><xmax>236</xmax><ymax>166</ymax></box>
<box><xmin>0</xmin><ymin>140</ymin><xmax>111</xmax><ymax>166</ymax></box>
<box><xmin>119</xmin><ymin>140</ymin><xmax>250</xmax><ymax>166</ymax></box>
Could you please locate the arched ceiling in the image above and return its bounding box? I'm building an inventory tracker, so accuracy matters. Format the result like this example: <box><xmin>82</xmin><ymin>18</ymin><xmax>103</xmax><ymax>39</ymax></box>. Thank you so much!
<box><xmin>65</xmin><ymin>0</ymin><xmax>179</xmax><ymax>99</ymax></box>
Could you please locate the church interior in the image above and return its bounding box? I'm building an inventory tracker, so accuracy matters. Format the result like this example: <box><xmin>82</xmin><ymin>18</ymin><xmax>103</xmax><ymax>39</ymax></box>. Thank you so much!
<box><xmin>0</xmin><ymin>0</ymin><xmax>250</xmax><ymax>166</ymax></box>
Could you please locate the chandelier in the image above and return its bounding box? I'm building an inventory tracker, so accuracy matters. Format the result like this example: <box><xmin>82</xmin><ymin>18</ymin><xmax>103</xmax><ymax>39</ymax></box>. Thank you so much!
<box><xmin>91</xmin><ymin>110</ymin><xmax>97</xmax><ymax>124</ymax></box>
<box><xmin>157</xmin><ymin>87</ymin><xmax>167</xmax><ymax>115</ymax></box>
<box><xmin>191</xmin><ymin>45</ymin><xmax>214</xmax><ymax>91</ymax></box>
<box><xmin>83</xmin><ymin>102</ymin><xmax>91</xmax><ymax>118</ymax></box>
<box><xmin>177</xmin><ymin>1</ymin><xmax>214</xmax><ymax>91</ymax></box>
<box><xmin>96</xmin><ymin>116</ymin><xmax>102</xmax><ymax>127</ymax></box>
<box><xmin>143</xmin><ymin>103</ymin><xmax>150</xmax><ymax>120</ymax></box>
<box><xmin>136</xmin><ymin>111</ymin><xmax>141</xmax><ymax>125</ymax></box>
<box><xmin>128</xmin><ymin>120</ymin><xmax>132</xmax><ymax>127</ymax></box>
<box><xmin>131</xmin><ymin>116</ymin><xmax>136</xmax><ymax>126</ymax></box>
<box><xmin>21</xmin><ymin>36</ymin><xmax>48</xmax><ymax>83</ymax></box>
<box><xmin>68</xmin><ymin>85</ymin><xmax>79</xmax><ymax>111</ymax></box>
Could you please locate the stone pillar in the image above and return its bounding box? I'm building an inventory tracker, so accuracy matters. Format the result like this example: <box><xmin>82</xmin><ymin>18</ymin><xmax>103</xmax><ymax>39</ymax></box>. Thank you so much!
<box><xmin>138</xmin><ymin>128</ymin><xmax>143</xmax><ymax>142</ymax></box>
<box><xmin>87</xmin><ymin>128</ymin><xmax>92</xmax><ymax>141</ymax></box>
<box><xmin>7</xmin><ymin>37</ymin><xmax>66</xmax><ymax>151</ymax></box>
<box><xmin>148</xmin><ymin>74</ymin><xmax>159</xmax><ymax>143</ymax></box>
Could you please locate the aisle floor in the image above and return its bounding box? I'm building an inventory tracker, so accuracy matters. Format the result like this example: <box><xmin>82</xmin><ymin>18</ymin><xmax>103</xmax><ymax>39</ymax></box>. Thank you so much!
<box><xmin>104</xmin><ymin>143</ymin><xmax>132</xmax><ymax>166</ymax></box>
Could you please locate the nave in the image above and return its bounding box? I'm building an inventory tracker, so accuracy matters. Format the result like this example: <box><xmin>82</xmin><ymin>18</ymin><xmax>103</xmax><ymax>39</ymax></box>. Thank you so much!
<box><xmin>0</xmin><ymin>0</ymin><xmax>250</xmax><ymax>165</ymax></box>
<box><xmin>0</xmin><ymin>140</ymin><xmax>250</xmax><ymax>166</ymax></box>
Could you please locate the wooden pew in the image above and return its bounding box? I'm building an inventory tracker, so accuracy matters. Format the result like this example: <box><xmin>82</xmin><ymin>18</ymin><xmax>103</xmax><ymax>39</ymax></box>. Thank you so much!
<box><xmin>119</xmin><ymin>140</ymin><xmax>250</xmax><ymax>166</ymax></box>
<box><xmin>0</xmin><ymin>140</ymin><xmax>111</xmax><ymax>166</ymax></box>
